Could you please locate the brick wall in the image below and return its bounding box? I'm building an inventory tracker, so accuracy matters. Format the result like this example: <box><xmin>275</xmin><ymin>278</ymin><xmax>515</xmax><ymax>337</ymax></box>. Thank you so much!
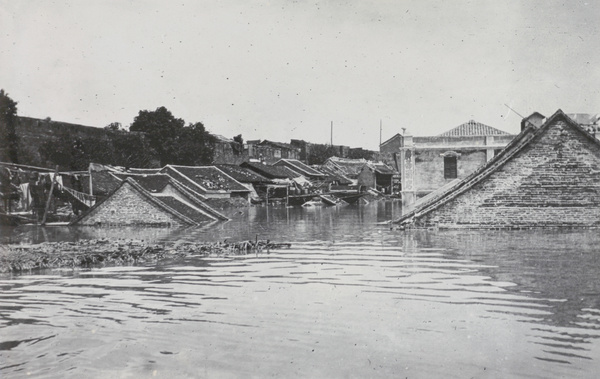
<box><xmin>414</xmin><ymin>149</ymin><xmax>487</xmax><ymax>192</ymax></box>
<box><xmin>78</xmin><ymin>183</ymin><xmax>183</xmax><ymax>226</ymax></box>
<box><xmin>414</xmin><ymin>120</ymin><xmax>600</xmax><ymax>228</ymax></box>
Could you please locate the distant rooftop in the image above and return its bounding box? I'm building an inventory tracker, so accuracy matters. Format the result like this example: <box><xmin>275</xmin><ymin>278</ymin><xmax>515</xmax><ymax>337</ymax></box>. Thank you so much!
<box><xmin>438</xmin><ymin>120</ymin><xmax>510</xmax><ymax>137</ymax></box>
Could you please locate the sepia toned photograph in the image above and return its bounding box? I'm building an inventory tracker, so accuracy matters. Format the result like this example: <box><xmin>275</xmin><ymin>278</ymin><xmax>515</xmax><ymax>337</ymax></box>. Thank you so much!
<box><xmin>1</xmin><ymin>1</ymin><xmax>599</xmax><ymax>378</ymax></box>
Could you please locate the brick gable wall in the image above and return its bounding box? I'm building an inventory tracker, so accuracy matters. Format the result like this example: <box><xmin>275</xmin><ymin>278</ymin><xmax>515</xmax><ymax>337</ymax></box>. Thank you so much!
<box><xmin>414</xmin><ymin>120</ymin><xmax>600</xmax><ymax>228</ymax></box>
<box><xmin>78</xmin><ymin>183</ymin><xmax>183</xmax><ymax>226</ymax></box>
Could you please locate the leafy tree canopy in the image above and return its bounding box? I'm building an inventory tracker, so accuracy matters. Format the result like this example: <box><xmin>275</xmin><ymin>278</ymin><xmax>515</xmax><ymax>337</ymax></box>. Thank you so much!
<box><xmin>0</xmin><ymin>89</ymin><xmax>19</xmax><ymax>163</ymax></box>
<box><xmin>129</xmin><ymin>107</ymin><xmax>214</xmax><ymax>166</ymax></box>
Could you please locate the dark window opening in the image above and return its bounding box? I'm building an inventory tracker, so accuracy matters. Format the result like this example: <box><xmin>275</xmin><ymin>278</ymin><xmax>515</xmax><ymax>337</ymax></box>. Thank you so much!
<box><xmin>444</xmin><ymin>156</ymin><xmax>457</xmax><ymax>179</ymax></box>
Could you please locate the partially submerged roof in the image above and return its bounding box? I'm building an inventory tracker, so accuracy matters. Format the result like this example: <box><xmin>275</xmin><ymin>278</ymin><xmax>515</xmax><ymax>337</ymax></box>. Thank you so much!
<box><xmin>83</xmin><ymin>171</ymin><xmax>122</xmax><ymax>196</ymax></box>
<box><xmin>274</xmin><ymin>159</ymin><xmax>326</xmax><ymax>178</ymax></box>
<box><xmin>438</xmin><ymin>120</ymin><xmax>510</xmax><ymax>137</ymax></box>
<box><xmin>71</xmin><ymin>178</ymin><xmax>202</xmax><ymax>226</ymax></box>
<box><xmin>323</xmin><ymin>157</ymin><xmax>368</xmax><ymax>177</ymax></box>
<box><xmin>161</xmin><ymin>165</ymin><xmax>249</xmax><ymax>193</ymax></box>
<box><xmin>317</xmin><ymin>166</ymin><xmax>353</xmax><ymax>185</ymax></box>
<box><xmin>111</xmin><ymin>173</ymin><xmax>171</xmax><ymax>193</ymax></box>
<box><xmin>215</xmin><ymin>164</ymin><xmax>274</xmax><ymax>184</ymax></box>
<box><xmin>127</xmin><ymin>168</ymin><xmax>161</xmax><ymax>175</ymax></box>
<box><xmin>396</xmin><ymin>109</ymin><xmax>600</xmax><ymax>228</ymax></box>
<box><xmin>241</xmin><ymin>161</ymin><xmax>299</xmax><ymax>179</ymax></box>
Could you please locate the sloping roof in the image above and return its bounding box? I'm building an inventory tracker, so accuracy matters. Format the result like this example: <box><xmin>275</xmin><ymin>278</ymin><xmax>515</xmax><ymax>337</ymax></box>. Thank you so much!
<box><xmin>438</xmin><ymin>120</ymin><xmax>510</xmax><ymax>137</ymax></box>
<box><xmin>274</xmin><ymin>159</ymin><xmax>327</xmax><ymax>178</ymax></box>
<box><xmin>127</xmin><ymin>168</ymin><xmax>161</xmax><ymax>174</ymax></box>
<box><xmin>241</xmin><ymin>161</ymin><xmax>299</xmax><ymax>179</ymax></box>
<box><xmin>380</xmin><ymin>133</ymin><xmax>403</xmax><ymax>147</ymax></box>
<box><xmin>167</xmin><ymin>180</ymin><xmax>228</xmax><ymax>221</ymax></box>
<box><xmin>71</xmin><ymin>178</ymin><xmax>199</xmax><ymax>226</ymax></box>
<box><xmin>215</xmin><ymin>164</ymin><xmax>274</xmax><ymax>184</ymax></box>
<box><xmin>323</xmin><ymin>157</ymin><xmax>367</xmax><ymax>177</ymax></box>
<box><xmin>161</xmin><ymin>165</ymin><xmax>249</xmax><ymax>193</ymax></box>
<box><xmin>157</xmin><ymin>196</ymin><xmax>216</xmax><ymax>223</ymax></box>
<box><xmin>317</xmin><ymin>166</ymin><xmax>353</xmax><ymax>185</ymax></box>
<box><xmin>369</xmin><ymin>162</ymin><xmax>397</xmax><ymax>175</ymax></box>
<box><xmin>82</xmin><ymin>171</ymin><xmax>122</xmax><ymax>196</ymax></box>
<box><xmin>396</xmin><ymin>109</ymin><xmax>600</xmax><ymax>226</ymax></box>
<box><xmin>111</xmin><ymin>173</ymin><xmax>171</xmax><ymax>193</ymax></box>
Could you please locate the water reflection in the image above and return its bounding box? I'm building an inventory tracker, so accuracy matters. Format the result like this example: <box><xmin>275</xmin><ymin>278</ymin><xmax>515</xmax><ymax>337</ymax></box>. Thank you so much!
<box><xmin>1</xmin><ymin>201</ymin><xmax>599</xmax><ymax>378</ymax></box>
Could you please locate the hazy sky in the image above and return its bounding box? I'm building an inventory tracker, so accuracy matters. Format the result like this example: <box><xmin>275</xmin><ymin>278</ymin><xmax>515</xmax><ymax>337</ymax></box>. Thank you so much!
<box><xmin>2</xmin><ymin>1</ymin><xmax>599</xmax><ymax>149</ymax></box>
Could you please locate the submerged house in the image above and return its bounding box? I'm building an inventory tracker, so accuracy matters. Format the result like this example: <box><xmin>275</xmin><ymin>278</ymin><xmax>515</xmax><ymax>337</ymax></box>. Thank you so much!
<box><xmin>382</xmin><ymin>120</ymin><xmax>515</xmax><ymax>208</ymax></box>
<box><xmin>240</xmin><ymin>161</ymin><xmax>299</xmax><ymax>182</ymax></box>
<box><xmin>322</xmin><ymin>157</ymin><xmax>367</xmax><ymax>180</ymax></box>
<box><xmin>357</xmin><ymin>162</ymin><xmax>400</xmax><ymax>194</ymax></box>
<box><xmin>159</xmin><ymin>165</ymin><xmax>250</xmax><ymax>201</ymax></box>
<box><xmin>395</xmin><ymin>110</ymin><xmax>600</xmax><ymax>229</ymax></box>
<box><xmin>273</xmin><ymin>159</ymin><xmax>328</xmax><ymax>181</ymax></box>
<box><xmin>71</xmin><ymin>178</ymin><xmax>225</xmax><ymax>226</ymax></box>
<box><xmin>214</xmin><ymin>164</ymin><xmax>275</xmax><ymax>202</ymax></box>
<box><xmin>111</xmin><ymin>173</ymin><xmax>228</xmax><ymax>221</ymax></box>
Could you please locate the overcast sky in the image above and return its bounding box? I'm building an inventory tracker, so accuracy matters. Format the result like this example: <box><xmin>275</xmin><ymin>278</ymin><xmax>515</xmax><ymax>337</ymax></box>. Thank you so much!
<box><xmin>2</xmin><ymin>1</ymin><xmax>599</xmax><ymax>149</ymax></box>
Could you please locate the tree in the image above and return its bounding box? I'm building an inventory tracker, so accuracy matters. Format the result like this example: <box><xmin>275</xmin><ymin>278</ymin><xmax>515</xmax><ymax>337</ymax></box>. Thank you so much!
<box><xmin>170</xmin><ymin>122</ymin><xmax>215</xmax><ymax>165</ymax></box>
<box><xmin>0</xmin><ymin>90</ymin><xmax>19</xmax><ymax>163</ymax></box>
<box><xmin>307</xmin><ymin>144</ymin><xmax>337</xmax><ymax>165</ymax></box>
<box><xmin>231</xmin><ymin>134</ymin><xmax>244</xmax><ymax>156</ymax></box>
<box><xmin>129</xmin><ymin>107</ymin><xmax>215</xmax><ymax>166</ymax></box>
<box><xmin>129</xmin><ymin>106</ymin><xmax>185</xmax><ymax>166</ymax></box>
<box><xmin>104</xmin><ymin>122</ymin><xmax>126</xmax><ymax>132</ymax></box>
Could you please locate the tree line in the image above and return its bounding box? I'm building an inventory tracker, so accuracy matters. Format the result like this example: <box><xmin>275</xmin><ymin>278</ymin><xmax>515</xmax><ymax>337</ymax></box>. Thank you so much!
<box><xmin>1</xmin><ymin>90</ymin><xmax>217</xmax><ymax>170</ymax></box>
<box><xmin>1</xmin><ymin>89</ymin><xmax>373</xmax><ymax>170</ymax></box>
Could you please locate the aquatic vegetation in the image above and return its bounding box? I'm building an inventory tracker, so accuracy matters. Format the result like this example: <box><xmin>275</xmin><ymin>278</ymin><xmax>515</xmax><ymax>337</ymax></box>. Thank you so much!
<box><xmin>0</xmin><ymin>239</ymin><xmax>291</xmax><ymax>273</ymax></box>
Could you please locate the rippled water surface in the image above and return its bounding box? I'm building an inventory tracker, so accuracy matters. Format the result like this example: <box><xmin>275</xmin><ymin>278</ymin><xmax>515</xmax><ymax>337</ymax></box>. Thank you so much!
<box><xmin>1</xmin><ymin>202</ymin><xmax>600</xmax><ymax>378</ymax></box>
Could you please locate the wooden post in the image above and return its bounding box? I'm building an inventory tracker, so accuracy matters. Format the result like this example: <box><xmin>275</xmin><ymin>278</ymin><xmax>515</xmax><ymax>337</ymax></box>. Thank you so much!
<box><xmin>286</xmin><ymin>185</ymin><xmax>289</xmax><ymax>206</ymax></box>
<box><xmin>41</xmin><ymin>166</ymin><xmax>59</xmax><ymax>226</ymax></box>
<box><xmin>266</xmin><ymin>186</ymin><xmax>269</xmax><ymax>206</ymax></box>
<box><xmin>89</xmin><ymin>164</ymin><xmax>93</xmax><ymax>196</ymax></box>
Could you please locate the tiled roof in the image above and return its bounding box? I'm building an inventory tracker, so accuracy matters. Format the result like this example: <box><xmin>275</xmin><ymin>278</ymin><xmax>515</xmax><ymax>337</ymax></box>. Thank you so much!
<box><xmin>396</xmin><ymin>110</ymin><xmax>596</xmax><ymax>226</ymax></box>
<box><xmin>317</xmin><ymin>166</ymin><xmax>353</xmax><ymax>185</ymax></box>
<box><xmin>369</xmin><ymin>162</ymin><xmax>396</xmax><ymax>175</ymax></box>
<box><xmin>215</xmin><ymin>164</ymin><xmax>273</xmax><ymax>184</ymax></box>
<box><xmin>83</xmin><ymin>171</ymin><xmax>122</xmax><ymax>196</ymax></box>
<box><xmin>157</xmin><ymin>196</ymin><xmax>215</xmax><ymax>223</ymax></box>
<box><xmin>241</xmin><ymin>162</ymin><xmax>298</xmax><ymax>179</ymax></box>
<box><xmin>162</xmin><ymin>165</ymin><xmax>249</xmax><ymax>192</ymax></box>
<box><xmin>323</xmin><ymin>157</ymin><xmax>367</xmax><ymax>177</ymax></box>
<box><xmin>275</xmin><ymin>159</ymin><xmax>326</xmax><ymax>177</ymax></box>
<box><xmin>72</xmin><ymin>178</ymin><xmax>199</xmax><ymax>226</ymax></box>
<box><xmin>438</xmin><ymin>120</ymin><xmax>510</xmax><ymax>137</ymax></box>
<box><xmin>112</xmin><ymin>173</ymin><xmax>171</xmax><ymax>193</ymax></box>
<box><xmin>127</xmin><ymin>168</ymin><xmax>161</xmax><ymax>174</ymax></box>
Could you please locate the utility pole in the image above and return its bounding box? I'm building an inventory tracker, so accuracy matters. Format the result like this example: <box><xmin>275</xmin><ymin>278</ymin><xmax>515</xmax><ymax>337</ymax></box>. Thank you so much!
<box><xmin>380</xmin><ymin>119</ymin><xmax>382</xmax><ymax>147</ymax></box>
<box><xmin>330</xmin><ymin>121</ymin><xmax>333</xmax><ymax>146</ymax></box>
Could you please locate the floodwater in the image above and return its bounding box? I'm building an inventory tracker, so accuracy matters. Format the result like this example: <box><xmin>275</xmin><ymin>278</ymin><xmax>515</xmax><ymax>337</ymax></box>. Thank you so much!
<box><xmin>1</xmin><ymin>201</ymin><xmax>600</xmax><ymax>378</ymax></box>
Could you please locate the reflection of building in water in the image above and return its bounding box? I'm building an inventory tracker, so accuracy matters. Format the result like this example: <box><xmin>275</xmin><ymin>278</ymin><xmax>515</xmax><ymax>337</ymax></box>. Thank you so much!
<box><xmin>396</xmin><ymin>110</ymin><xmax>600</xmax><ymax>229</ymax></box>
<box><xmin>380</xmin><ymin>120</ymin><xmax>514</xmax><ymax>208</ymax></box>
<box><xmin>403</xmin><ymin>229</ymin><xmax>600</xmax><ymax>336</ymax></box>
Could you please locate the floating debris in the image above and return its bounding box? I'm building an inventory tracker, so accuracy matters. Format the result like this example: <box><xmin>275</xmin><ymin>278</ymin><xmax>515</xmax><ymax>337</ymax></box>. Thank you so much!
<box><xmin>0</xmin><ymin>239</ymin><xmax>292</xmax><ymax>273</ymax></box>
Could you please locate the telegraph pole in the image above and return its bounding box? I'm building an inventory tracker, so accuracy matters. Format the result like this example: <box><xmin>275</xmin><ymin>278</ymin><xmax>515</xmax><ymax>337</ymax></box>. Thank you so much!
<box><xmin>330</xmin><ymin>121</ymin><xmax>333</xmax><ymax>146</ymax></box>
